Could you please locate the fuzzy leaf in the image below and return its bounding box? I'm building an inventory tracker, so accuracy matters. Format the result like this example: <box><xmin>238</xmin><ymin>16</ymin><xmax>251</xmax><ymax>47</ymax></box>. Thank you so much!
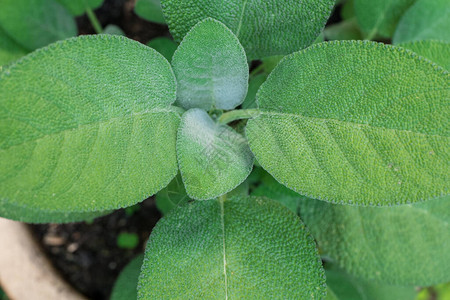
<box><xmin>0</xmin><ymin>0</ymin><xmax>77</xmax><ymax>51</ymax></box>
<box><xmin>135</xmin><ymin>0</ymin><xmax>165</xmax><ymax>24</ymax></box>
<box><xmin>161</xmin><ymin>0</ymin><xmax>335</xmax><ymax>60</ymax></box>
<box><xmin>246</xmin><ymin>41</ymin><xmax>449</xmax><ymax>206</ymax></box>
<box><xmin>0</xmin><ymin>27</ymin><xmax>28</xmax><ymax>66</ymax></box>
<box><xmin>0</xmin><ymin>35</ymin><xmax>180</xmax><ymax>223</ymax></box>
<box><xmin>111</xmin><ymin>254</ymin><xmax>144</xmax><ymax>300</ymax></box>
<box><xmin>155</xmin><ymin>173</ymin><xmax>190</xmax><ymax>215</ymax></box>
<box><xmin>138</xmin><ymin>196</ymin><xmax>326</xmax><ymax>299</ymax></box>
<box><xmin>147</xmin><ymin>37</ymin><xmax>177</xmax><ymax>61</ymax></box>
<box><xmin>172</xmin><ymin>19</ymin><xmax>248</xmax><ymax>111</ymax></box>
<box><xmin>299</xmin><ymin>195</ymin><xmax>450</xmax><ymax>286</ymax></box>
<box><xmin>354</xmin><ymin>0</ymin><xmax>416</xmax><ymax>38</ymax></box>
<box><xmin>397</xmin><ymin>40</ymin><xmax>450</xmax><ymax>71</ymax></box>
<box><xmin>56</xmin><ymin>0</ymin><xmax>104</xmax><ymax>16</ymax></box>
<box><xmin>393</xmin><ymin>0</ymin><xmax>450</xmax><ymax>44</ymax></box>
<box><xmin>177</xmin><ymin>109</ymin><xmax>253</xmax><ymax>200</ymax></box>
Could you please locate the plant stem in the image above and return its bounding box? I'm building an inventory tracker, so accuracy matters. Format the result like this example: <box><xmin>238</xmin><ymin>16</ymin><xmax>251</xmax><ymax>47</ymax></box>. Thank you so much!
<box><xmin>218</xmin><ymin>109</ymin><xmax>260</xmax><ymax>125</ymax></box>
<box><xmin>85</xmin><ymin>6</ymin><xmax>103</xmax><ymax>34</ymax></box>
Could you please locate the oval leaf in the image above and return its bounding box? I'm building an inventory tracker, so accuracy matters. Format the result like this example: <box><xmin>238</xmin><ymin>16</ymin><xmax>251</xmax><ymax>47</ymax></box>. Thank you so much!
<box><xmin>299</xmin><ymin>195</ymin><xmax>450</xmax><ymax>286</ymax></box>
<box><xmin>56</xmin><ymin>0</ymin><xmax>104</xmax><ymax>16</ymax></box>
<box><xmin>397</xmin><ymin>40</ymin><xmax>450</xmax><ymax>71</ymax></box>
<box><xmin>135</xmin><ymin>0</ymin><xmax>165</xmax><ymax>24</ymax></box>
<box><xmin>246</xmin><ymin>41</ymin><xmax>449</xmax><ymax>206</ymax></box>
<box><xmin>138</xmin><ymin>196</ymin><xmax>326</xmax><ymax>299</ymax></box>
<box><xmin>161</xmin><ymin>0</ymin><xmax>335</xmax><ymax>60</ymax></box>
<box><xmin>172</xmin><ymin>19</ymin><xmax>248</xmax><ymax>111</ymax></box>
<box><xmin>0</xmin><ymin>0</ymin><xmax>77</xmax><ymax>51</ymax></box>
<box><xmin>0</xmin><ymin>35</ymin><xmax>180</xmax><ymax>222</ymax></box>
<box><xmin>393</xmin><ymin>0</ymin><xmax>450</xmax><ymax>43</ymax></box>
<box><xmin>177</xmin><ymin>109</ymin><xmax>254</xmax><ymax>200</ymax></box>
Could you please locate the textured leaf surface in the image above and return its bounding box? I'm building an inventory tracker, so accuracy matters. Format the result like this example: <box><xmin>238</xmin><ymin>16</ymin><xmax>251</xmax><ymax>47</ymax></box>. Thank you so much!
<box><xmin>111</xmin><ymin>254</ymin><xmax>144</xmax><ymax>300</ymax></box>
<box><xmin>177</xmin><ymin>109</ymin><xmax>254</xmax><ymax>200</ymax></box>
<box><xmin>0</xmin><ymin>27</ymin><xmax>28</xmax><ymax>66</ymax></box>
<box><xmin>0</xmin><ymin>35</ymin><xmax>180</xmax><ymax>222</ymax></box>
<box><xmin>0</xmin><ymin>0</ymin><xmax>77</xmax><ymax>51</ymax></box>
<box><xmin>354</xmin><ymin>0</ymin><xmax>416</xmax><ymax>38</ymax></box>
<box><xmin>161</xmin><ymin>0</ymin><xmax>335</xmax><ymax>60</ymax></box>
<box><xmin>155</xmin><ymin>173</ymin><xmax>190</xmax><ymax>215</ymax></box>
<box><xmin>147</xmin><ymin>37</ymin><xmax>177</xmax><ymax>61</ymax></box>
<box><xmin>398</xmin><ymin>40</ymin><xmax>450</xmax><ymax>71</ymax></box>
<box><xmin>172</xmin><ymin>19</ymin><xmax>248</xmax><ymax>111</ymax></box>
<box><xmin>393</xmin><ymin>0</ymin><xmax>450</xmax><ymax>43</ymax></box>
<box><xmin>56</xmin><ymin>0</ymin><xmax>103</xmax><ymax>16</ymax></box>
<box><xmin>138</xmin><ymin>196</ymin><xmax>326</xmax><ymax>299</ymax></box>
<box><xmin>299</xmin><ymin>195</ymin><xmax>450</xmax><ymax>286</ymax></box>
<box><xmin>246</xmin><ymin>41</ymin><xmax>449</xmax><ymax>206</ymax></box>
<box><xmin>326</xmin><ymin>265</ymin><xmax>416</xmax><ymax>300</ymax></box>
<box><xmin>135</xmin><ymin>0</ymin><xmax>165</xmax><ymax>24</ymax></box>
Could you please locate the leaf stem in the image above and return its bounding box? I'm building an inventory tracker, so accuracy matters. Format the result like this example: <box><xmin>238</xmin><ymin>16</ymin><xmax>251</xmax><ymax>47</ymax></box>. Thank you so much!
<box><xmin>85</xmin><ymin>6</ymin><xmax>103</xmax><ymax>34</ymax></box>
<box><xmin>218</xmin><ymin>109</ymin><xmax>260</xmax><ymax>125</ymax></box>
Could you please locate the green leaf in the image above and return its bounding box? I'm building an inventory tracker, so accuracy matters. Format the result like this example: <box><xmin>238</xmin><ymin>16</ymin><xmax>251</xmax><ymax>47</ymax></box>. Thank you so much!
<box><xmin>0</xmin><ymin>0</ymin><xmax>77</xmax><ymax>51</ymax></box>
<box><xmin>393</xmin><ymin>0</ymin><xmax>450</xmax><ymax>44</ymax></box>
<box><xmin>111</xmin><ymin>254</ymin><xmax>144</xmax><ymax>300</ymax></box>
<box><xmin>56</xmin><ymin>0</ymin><xmax>104</xmax><ymax>16</ymax></box>
<box><xmin>155</xmin><ymin>173</ymin><xmax>190</xmax><ymax>215</ymax></box>
<box><xmin>138</xmin><ymin>196</ymin><xmax>326</xmax><ymax>299</ymax></box>
<box><xmin>397</xmin><ymin>40</ymin><xmax>450</xmax><ymax>71</ymax></box>
<box><xmin>117</xmin><ymin>232</ymin><xmax>139</xmax><ymax>249</ymax></box>
<box><xmin>161</xmin><ymin>0</ymin><xmax>335</xmax><ymax>60</ymax></box>
<box><xmin>177</xmin><ymin>109</ymin><xmax>254</xmax><ymax>200</ymax></box>
<box><xmin>341</xmin><ymin>0</ymin><xmax>356</xmax><ymax>20</ymax></box>
<box><xmin>323</xmin><ymin>18</ymin><xmax>363</xmax><ymax>41</ymax></box>
<box><xmin>103</xmin><ymin>25</ymin><xmax>125</xmax><ymax>36</ymax></box>
<box><xmin>326</xmin><ymin>265</ymin><xmax>417</xmax><ymax>300</ymax></box>
<box><xmin>135</xmin><ymin>0</ymin><xmax>165</xmax><ymax>24</ymax></box>
<box><xmin>354</xmin><ymin>0</ymin><xmax>416</xmax><ymax>38</ymax></box>
<box><xmin>0</xmin><ymin>35</ymin><xmax>180</xmax><ymax>223</ymax></box>
<box><xmin>246</xmin><ymin>41</ymin><xmax>449</xmax><ymax>206</ymax></box>
<box><xmin>147</xmin><ymin>37</ymin><xmax>178</xmax><ymax>61</ymax></box>
<box><xmin>172</xmin><ymin>19</ymin><xmax>248</xmax><ymax>111</ymax></box>
<box><xmin>241</xmin><ymin>74</ymin><xmax>267</xmax><ymax>109</ymax></box>
<box><xmin>299</xmin><ymin>195</ymin><xmax>450</xmax><ymax>286</ymax></box>
<box><xmin>0</xmin><ymin>27</ymin><xmax>28</xmax><ymax>66</ymax></box>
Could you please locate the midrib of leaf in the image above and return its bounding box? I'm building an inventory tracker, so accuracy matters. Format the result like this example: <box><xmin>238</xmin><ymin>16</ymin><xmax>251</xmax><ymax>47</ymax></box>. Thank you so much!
<box><xmin>235</xmin><ymin>0</ymin><xmax>248</xmax><ymax>38</ymax></box>
<box><xmin>219</xmin><ymin>196</ymin><xmax>229</xmax><ymax>299</ymax></box>
<box><xmin>0</xmin><ymin>108</ymin><xmax>179</xmax><ymax>150</ymax></box>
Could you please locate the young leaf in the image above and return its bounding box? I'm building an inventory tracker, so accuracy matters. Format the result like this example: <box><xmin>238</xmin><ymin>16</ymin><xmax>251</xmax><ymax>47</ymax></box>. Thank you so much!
<box><xmin>147</xmin><ymin>37</ymin><xmax>178</xmax><ymax>61</ymax></box>
<box><xmin>155</xmin><ymin>173</ymin><xmax>190</xmax><ymax>215</ymax></box>
<box><xmin>393</xmin><ymin>0</ymin><xmax>450</xmax><ymax>44</ymax></box>
<box><xmin>0</xmin><ymin>35</ymin><xmax>180</xmax><ymax>223</ymax></box>
<box><xmin>0</xmin><ymin>0</ymin><xmax>77</xmax><ymax>51</ymax></box>
<box><xmin>160</xmin><ymin>0</ymin><xmax>335</xmax><ymax>60</ymax></box>
<box><xmin>172</xmin><ymin>19</ymin><xmax>248</xmax><ymax>111</ymax></box>
<box><xmin>138</xmin><ymin>196</ymin><xmax>326</xmax><ymax>299</ymax></box>
<box><xmin>135</xmin><ymin>0</ymin><xmax>166</xmax><ymax>24</ymax></box>
<box><xmin>111</xmin><ymin>254</ymin><xmax>144</xmax><ymax>300</ymax></box>
<box><xmin>246</xmin><ymin>41</ymin><xmax>449</xmax><ymax>206</ymax></box>
<box><xmin>326</xmin><ymin>265</ymin><xmax>417</xmax><ymax>300</ymax></box>
<box><xmin>354</xmin><ymin>0</ymin><xmax>416</xmax><ymax>39</ymax></box>
<box><xmin>299</xmin><ymin>195</ymin><xmax>450</xmax><ymax>286</ymax></box>
<box><xmin>397</xmin><ymin>40</ymin><xmax>450</xmax><ymax>71</ymax></box>
<box><xmin>56</xmin><ymin>0</ymin><xmax>104</xmax><ymax>16</ymax></box>
<box><xmin>0</xmin><ymin>27</ymin><xmax>28</xmax><ymax>66</ymax></box>
<box><xmin>177</xmin><ymin>109</ymin><xmax>254</xmax><ymax>200</ymax></box>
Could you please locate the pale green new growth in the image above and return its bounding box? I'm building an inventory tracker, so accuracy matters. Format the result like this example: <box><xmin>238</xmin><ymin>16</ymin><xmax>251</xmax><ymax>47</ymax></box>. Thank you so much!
<box><xmin>299</xmin><ymin>196</ymin><xmax>450</xmax><ymax>286</ymax></box>
<box><xmin>0</xmin><ymin>28</ymin><xmax>28</xmax><ymax>66</ymax></box>
<box><xmin>172</xmin><ymin>19</ymin><xmax>248</xmax><ymax>111</ymax></box>
<box><xmin>0</xmin><ymin>35</ymin><xmax>180</xmax><ymax>222</ymax></box>
<box><xmin>177</xmin><ymin>109</ymin><xmax>254</xmax><ymax>200</ymax></box>
<box><xmin>393</xmin><ymin>0</ymin><xmax>450</xmax><ymax>44</ymax></box>
<box><xmin>0</xmin><ymin>0</ymin><xmax>77</xmax><ymax>51</ymax></box>
<box><xmin>111</xmin><ymin>254</ymin><xmax>144</xmax><ymax>300</ymax></box>
<box><xmin>160</xmin><ymin>0</ymin><xmax>335</xmax><ymax>60</ymax></box>
<box><xmin>398</xmin><ymin>40</ymin><xmax>450</xmax><ymax>71</ymax></box>
<box><xmin>138</xmin><ymin>196</ymin><xmax>325</xmax><ymax>299</ymax></box>
<box><xmin>56</xmin><ymin>0</ymin><xmax>104</xmax><ymax>16</ymax></box>
<box><xmin>135</xmin><ymin>0</ymin><xmax>166</xmax><ymax>24</ymax></box>
<box><xmin>246</xmin><ymin>41</ymin><xmax>449</xmax><ymax>206</ymax></box>
<box><xmin>354</xmin><ymin>0</ymin><xmax>416</xmax><ymax>39</ymax></box>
